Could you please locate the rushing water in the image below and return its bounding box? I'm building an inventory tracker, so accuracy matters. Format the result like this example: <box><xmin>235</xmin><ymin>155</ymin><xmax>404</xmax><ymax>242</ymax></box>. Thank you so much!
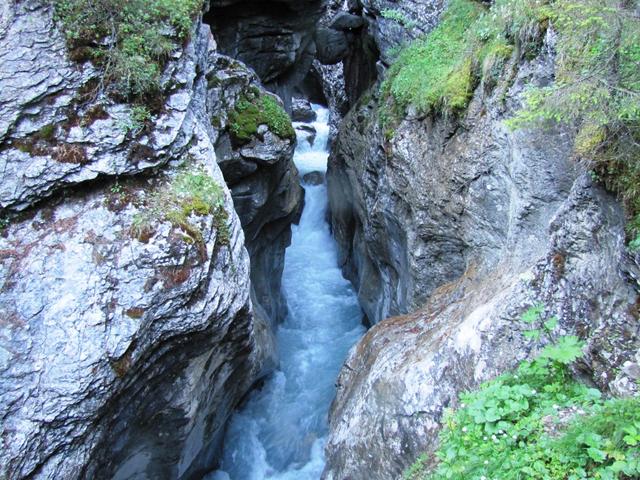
<box><xmin>208</xmin><ymin>106</ymin><xmax>365</xmax><ymax>480</ymax></box>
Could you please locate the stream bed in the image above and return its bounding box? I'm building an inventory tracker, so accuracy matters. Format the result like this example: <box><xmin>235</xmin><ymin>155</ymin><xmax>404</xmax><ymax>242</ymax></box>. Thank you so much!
<box><xmin>209</xmin><ymin>106</ymin><xmax>365</xmax><ymax>480</ymax></box>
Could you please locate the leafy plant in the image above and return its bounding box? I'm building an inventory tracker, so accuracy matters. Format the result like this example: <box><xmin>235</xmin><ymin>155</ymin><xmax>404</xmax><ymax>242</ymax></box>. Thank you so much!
<box><xmin>404</xmin><ymin>303</ymin><xmax>640</xmax><ymax>480</ymax></box>
<box><xmin>118</xmin><ymin>106</ymin><xmax>151</xmax><ymax>135</ymax></box>
<box><xmin>520</xmin><ymin>302</ymin><xmax>560</xmax><ymax>341</ymax></box>
<box><xmin>110</xmin><ymin>181</ymin><xmax>124</xmax><ymax>196</ymax></box>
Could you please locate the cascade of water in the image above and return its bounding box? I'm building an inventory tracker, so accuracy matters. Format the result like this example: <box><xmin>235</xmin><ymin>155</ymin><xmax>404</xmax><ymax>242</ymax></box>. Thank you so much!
<box><xmin>208</xmin><ymin>105</ymin><xmax>365</xmax><ymax>480</ymax></box>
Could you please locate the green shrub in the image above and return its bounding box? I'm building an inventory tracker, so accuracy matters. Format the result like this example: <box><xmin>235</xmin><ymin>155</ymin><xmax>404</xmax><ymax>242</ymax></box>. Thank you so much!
<box><xmin>228</xmin><ymin>91</ymin><xmax>295</xmax><ymax>143</ymax></box>
<box><xmin>53</xmin><ymin>0</ymin><xmax>203</xmax><ymax>101</ymax></box>
<box><xmin>405</xmin><ymin>305</ymin><xmax>640</xmax><ymax>480</ymax></box>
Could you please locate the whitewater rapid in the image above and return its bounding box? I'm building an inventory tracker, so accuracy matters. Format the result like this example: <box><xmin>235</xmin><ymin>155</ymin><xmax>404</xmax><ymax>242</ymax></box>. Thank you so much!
<box><xmin>209</xmin><ymin>106</ymin><xmax>365</xmax><ymax>480</ymax></box>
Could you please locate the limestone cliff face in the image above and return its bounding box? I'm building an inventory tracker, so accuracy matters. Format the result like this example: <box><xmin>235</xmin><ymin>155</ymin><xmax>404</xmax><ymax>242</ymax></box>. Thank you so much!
<box><xmin>0</xmin><ymin>1</ymin><xmax>299</xmax><ymax>478</ymax></box>
<box><xmin>324</xmin><ymin>18</ymin><xmax>640</xmax><ymax>480</ymax></box>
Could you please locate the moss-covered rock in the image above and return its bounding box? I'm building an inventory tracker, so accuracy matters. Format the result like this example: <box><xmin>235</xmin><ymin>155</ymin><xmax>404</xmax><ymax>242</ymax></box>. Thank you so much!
<box><xmin>228</xmin><ymin>92</ymin><xmax>295</xmax><ymax>144</ymax></box>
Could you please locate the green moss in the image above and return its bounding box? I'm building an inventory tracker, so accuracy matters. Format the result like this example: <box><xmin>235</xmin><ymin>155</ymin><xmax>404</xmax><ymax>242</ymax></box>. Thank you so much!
<box><xmin>213</xmin><ymin>207</ymin><xmax>230</xmax><ymax>247</ymax></box>
<box><xmin>131</xmin><ymin>165</ymin><xmax>225</xmax><ymax>247</ymax></box>
<box><xmin>181</xmin><ymin>197</ymin><xmax>212</xmax><ymax>217</ymax></box>
<box><xmin>210</xmin><ymin>115</ymin><xmax>222</xmax><ymax>129</ymax></box>
<box><xmin>260</xmin><ymin>95</ymin><xmax>296</xmax><ymax>140</ymax></box>
<box><xmin>36</xmin><ymin>124</ymin><xmax>56</xmax><ymax>142</ymax></box>
<box><xmin>380</xmin><ymin>0</ymin><xmax>485</xmax><ymax>120</ymax></box>
<box><xmin>228</xmin><ymin>92</ymin><xmax>295</xmax><ymax>143</ymax></box>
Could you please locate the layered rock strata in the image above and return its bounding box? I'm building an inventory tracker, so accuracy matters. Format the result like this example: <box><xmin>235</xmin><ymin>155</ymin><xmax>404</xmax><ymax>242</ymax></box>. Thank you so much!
<box><xmin>0</xmin><ymin>2</ymin><xmax>299</xmax><ymax>478</ymax></box>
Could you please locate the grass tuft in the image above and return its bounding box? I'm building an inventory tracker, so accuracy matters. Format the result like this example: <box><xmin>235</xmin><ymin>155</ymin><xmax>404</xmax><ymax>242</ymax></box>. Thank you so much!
<box><xmin>53</xmin><ymin>0</ymin><xmax>204</xmax><ymax>102</ymax></box>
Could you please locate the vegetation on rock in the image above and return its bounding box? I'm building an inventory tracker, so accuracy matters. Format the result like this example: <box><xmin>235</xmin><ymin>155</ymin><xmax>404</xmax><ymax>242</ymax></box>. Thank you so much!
<box><xmin>380</xmin><ymin>0</ymin><xmax>520</xmax><ymax>121</ymax></box>
<box><xmin>381</xmin><ymin>9</ymin><xmax>417</xmax><ymax>29</ymax></box>
<box><xmin>381</xmin><ymin>0</ymin><xmax>640</xmax><ymax>246</ymax></box>
<box><xmin>131</xmin><ymin>165</ymin><xmax>227</xmax><ymax>247</ymax></box>
<box><xmin>228</xmin><ymin>90</ymin><xmax>296</xmax><ymax>143</ymax></box>
<box><xmin>53</xmin><ymin>0</ymin><xmax>204</xmax><ymax>101</ymax></box>
<box><xmin>405</xmin><ymin>305</ymin><xmax>640</xmax><ymax>480</ymax></box>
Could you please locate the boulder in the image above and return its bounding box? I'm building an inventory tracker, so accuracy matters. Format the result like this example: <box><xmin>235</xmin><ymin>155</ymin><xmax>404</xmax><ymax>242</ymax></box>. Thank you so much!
<box><xmin>329</xmin><ymin>12</ymin><xmax>366</xmax><ymax>31</ymax></box>
<box><xmin>303</xmin><ymin>170</ymin><xmax>325</xmax><ymax>185</ymax></box>
<box><xmin>297</xmin><ymin>124</ymin><xmax>318</xmax><ymax>146</ymax></box>
<box><xmin>316</xmin><ymin>27</ymin><xmax>350</xmax><ymax>65</ymax></box>
<box><xmin>292</xmin><ymin>97</ymin><xmax>317</xmax><ymax>122</ymax></box>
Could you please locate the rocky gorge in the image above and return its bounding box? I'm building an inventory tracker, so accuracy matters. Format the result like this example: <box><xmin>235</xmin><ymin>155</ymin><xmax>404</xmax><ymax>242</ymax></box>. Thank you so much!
<box><xmin>0</xmin><ymin>0</ymin><xmax>302</xmax><ymax>477</ymax></box>
<box><xmin>0</xmin><ymin>0</ymin><xmax>639</xmax><ymax>479</ymax></box>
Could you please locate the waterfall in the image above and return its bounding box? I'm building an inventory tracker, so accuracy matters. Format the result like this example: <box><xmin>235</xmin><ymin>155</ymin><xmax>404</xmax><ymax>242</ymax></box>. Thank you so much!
<box><xmin>209</xmin><ymin>106</ymin><xmax>365</xmax><ymax>480</ymax></box>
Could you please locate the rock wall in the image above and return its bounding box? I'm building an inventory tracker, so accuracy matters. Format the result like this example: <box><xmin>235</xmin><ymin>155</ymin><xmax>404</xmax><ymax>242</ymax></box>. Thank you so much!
<box><xmin>205</xmin><ymin>0</ymin><xmax>325</xmax><ymax>110</ymax></box>
<box><xmin>0</xmin><ymin>1</ymin><xmax>298</xmax><ymax>478</ymax></box>
<box><xmin>208</xmin><ymin>55</ymin><xmax>304</xmax><ymax>328</ymax></box>
<box><xmin>323</xmin><ymin>20</ymin><xmax>640</xmax><ymax>480</ymax></box>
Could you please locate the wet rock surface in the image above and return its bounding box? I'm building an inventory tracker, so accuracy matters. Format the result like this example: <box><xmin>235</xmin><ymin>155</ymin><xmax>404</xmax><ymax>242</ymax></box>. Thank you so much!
<box><xmin>355</xmin><ymin>0</ymin><xmax>445</xmax><ymax>65</ymax></box>
<box><xmin>292</xmin><ymin>98</ymin><xmax>317</xmax><ymax>122</ymax></box>
<box><xmin>323</xmin><ymin>26</ymin><xmax>640</xmax><ymax>480</ymax></box>
<box><xmin>303</xmin><ymin>171</ymin><xmax>325</xmax><ymax>185</ymax></box>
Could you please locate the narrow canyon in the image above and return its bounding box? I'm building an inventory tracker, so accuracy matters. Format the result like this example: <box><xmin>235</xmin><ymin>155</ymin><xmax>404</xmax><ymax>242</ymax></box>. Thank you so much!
<box><xmin>0</xmin><ymin>1</ymin><xmax>638</xmax><ymax>479</ymax></box>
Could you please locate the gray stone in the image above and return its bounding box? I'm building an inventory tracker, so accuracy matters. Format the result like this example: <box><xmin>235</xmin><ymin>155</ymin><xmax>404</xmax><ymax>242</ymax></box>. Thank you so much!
<box><xmin>292</xmin><ymin>98</ymin><xmax>317</xmax><ymax>122</ymax></box>
<box><xmin>303</xmin><ymin>171</ymin><xmax>325</xmax><ymax>185</ymax></box>
<box><xmin>297</xmin><ymin>124</ymin><xmax>318</xmax><ymax>146</ymax></box>
<box><xmin>323</xmin><ymin>28</ymin><xmax>640</xmax><ymax>480</ymax></box>
<box><xmin>207</xmin><ymin>56</ymin><xmax>304</xmax><ymax>327</ymax></box>
<box><xmin>0</xmin><ymin>5</ymin><xmax>291</xmax><ymax>480</ymax></box>
<box><xmin>360</xmin><ymin>0</ymin><xmax>445</xmax><ymax>64</ymax></box>
<box><xmin>316</xmin><ymin>27</ymin><xmax>350</xmax><ymax>65</ymax></box>
<box><xmin>0</xmin><ymin>1</ymin><xmax>208</xmax><ymax>214</ymax></box>
<box><xmin>329</xmin><ymin>12</ymin><xmax>366</xmax><ymax>31</ymax></box>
